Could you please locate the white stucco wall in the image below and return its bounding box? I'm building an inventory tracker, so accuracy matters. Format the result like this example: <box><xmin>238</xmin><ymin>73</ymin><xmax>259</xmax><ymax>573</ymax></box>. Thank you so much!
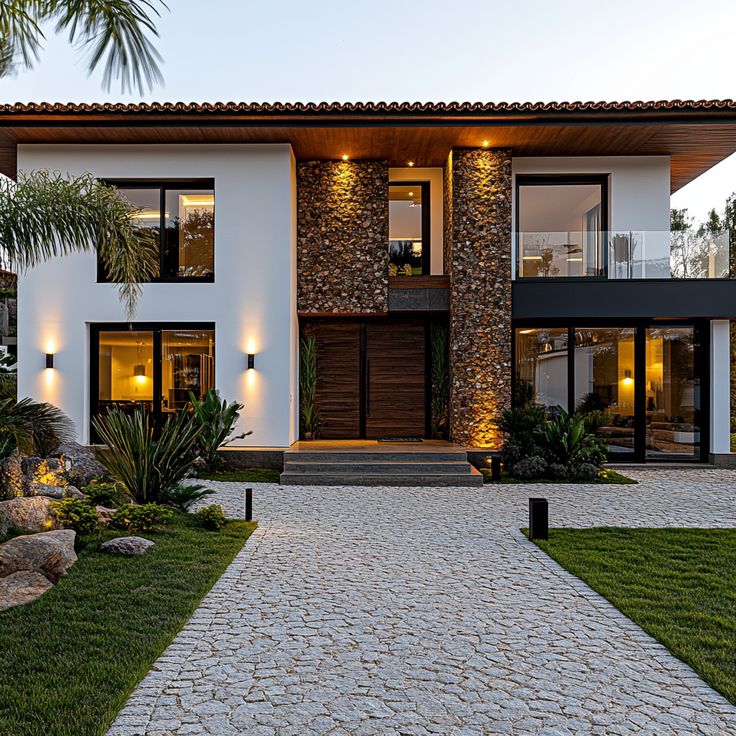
<box><xmin>17</xmin><ymin>144</ymin><xmax>297</xmax><ymax>447</ymax></box>
<box><xmin>389</xmin><ymin>167</ymin><xmax>444</xmax><ymax>274</ymax></box>
<box><xmin>512</xmin><ymin>156</ymin><xmax>671</xmax><ymax>278</ymax></box>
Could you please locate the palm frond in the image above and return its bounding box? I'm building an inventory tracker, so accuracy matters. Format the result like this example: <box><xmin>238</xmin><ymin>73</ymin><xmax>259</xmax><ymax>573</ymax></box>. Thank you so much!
<box><xmin>0</xmin><ymin>171</ymin><xmax>159</xmax><ymax>318</ymax></box>
<box><xmin>0</xmin><ymin>1</ymin><xmax>43</xmax><ymax>76</ymax></box>
<box><xmin>0</xmin><ymin>396</ymin><xmax>76</xmax><ymax>456</ymax></box>
<box><xmin>46</xmin><ymin>0</ymin><xmax>166</xmax><ymax>93</ymax></box>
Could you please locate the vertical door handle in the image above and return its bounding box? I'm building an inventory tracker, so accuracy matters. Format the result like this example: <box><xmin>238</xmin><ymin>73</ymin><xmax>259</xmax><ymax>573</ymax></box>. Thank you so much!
<box><xmin>366</xmin><ymin>360</ymin><xmax>371</xmax><ymax>417</ymax></box>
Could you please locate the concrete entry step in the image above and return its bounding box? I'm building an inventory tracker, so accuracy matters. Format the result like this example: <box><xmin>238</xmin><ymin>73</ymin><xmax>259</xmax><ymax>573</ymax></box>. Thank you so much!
<box><xmin>279</xmin><ymin>470</ymin><xmax>484</xmax><ymax>487</ymax></box>
<box><xmin>283</xmin><ymin>451</ymin><xmax>469</xmax><ymax>464</ymax></box>
<box><xmin>283</xmin><ymin>461</ymin><xmax>475</xmax><ymax>475</ymax></box>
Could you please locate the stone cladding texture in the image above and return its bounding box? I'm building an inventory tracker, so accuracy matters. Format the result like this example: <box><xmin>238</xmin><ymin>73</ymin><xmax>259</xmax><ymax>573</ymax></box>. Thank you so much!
<box><xmin>297</xmin><ymin>161</ymin><xmax>389</xmax><ymax>314</ymax></box>
<box><xmin>446</xmin><ymin>148</ymin><xmax>513</xmax><ymax>448</ymax></box>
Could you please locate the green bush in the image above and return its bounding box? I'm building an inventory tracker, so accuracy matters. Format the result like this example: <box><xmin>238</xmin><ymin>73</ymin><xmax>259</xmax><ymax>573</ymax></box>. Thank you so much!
<box><xmin>196</xmin><ymin>504</ymin><xmax>226</xmax><ymax>531</ymax></box>
<box><xmin>53</xmin><ymin>498</ymin><xmax>100</xmax><ymax>535</ymax></box>
<box><xmin>537</xmin><ymin>409</ymin><xmax>607</xmax><ymax>472</ymax></box>
<box><xmin>110</xmin><ymin>504</ymin><xmax>173</xmax><ymax>533</ymax></box>
<box><xmin>189</xmin><ymin>389</ymin><xmax>250</xmax><ymax>472</ymax></box>
<box><xmin>165</xmin><ymin>483</ymin><xmax>214</xmax><ymax>512</ymax></box>
<box><xmin>82</xmin><ymin>480</ymin><xmax>124</xmax><ymax>507</ymax></box>
<box><xmin>499</xmin><ymin>406</ymin><xmax>546</xmax><ymax>466</ymax></box>
<box><xmin>513</xmin><ymin>455</ymin><xmax>548</xmax><ymax>480</ymax></box>
<box><xmin>92</xmin><ymin>407</ymin><xmax>203</xmax><ymax>505</ymax></box>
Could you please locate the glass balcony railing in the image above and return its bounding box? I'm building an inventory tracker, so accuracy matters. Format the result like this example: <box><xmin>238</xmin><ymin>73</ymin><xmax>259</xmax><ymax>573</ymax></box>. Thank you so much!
<box><xmin>516</xmin><ymin>230</ymin><xmax>731</xmax><ymax>279</ymax></box>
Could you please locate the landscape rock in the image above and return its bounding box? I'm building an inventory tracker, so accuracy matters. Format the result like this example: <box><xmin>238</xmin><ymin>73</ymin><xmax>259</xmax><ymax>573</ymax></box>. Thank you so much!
<box><xmin>0</xmin><ymin>570</ymin><xmax>53</xmax><ymax>610</ymax></box>
<box><xmin>100</xmin><ymin>536</ymin><xmax>155</xmax><ymax>556</ymax></box>
<box><xmin>49</xmin><ymin>442</ymin><xmax>106</xmax><ymax>488</ymax></box>
<box><xmin>95</xmin><ymin>505</ymin><xmax>117</xmax><ymax>523</ymax></box>
<box><xmin>0</xmin><ymin>450</ymin><xmax>24</xmax><ymax>500</ymax></box>
<box><xmin>27</xmin><ymin>483</ymin><xmax>83</xmax><ymax>500</ymax></box>
<box><xmin>0</xmin><ymin>496</ymin><xmax>58</xmax><ymax>537</ymax></box>
<box><xmin>0</xmin><ymin>529</ymin><xmax>77</xmax><ymax>583</ymax></box>
<box><xmin>22</xmin><ymin>456</ymin><xmax>66</xmax><ymax>484</ymax></box>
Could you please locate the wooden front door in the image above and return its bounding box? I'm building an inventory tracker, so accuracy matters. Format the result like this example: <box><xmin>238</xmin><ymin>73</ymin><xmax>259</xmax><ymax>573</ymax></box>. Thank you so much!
<box><xmin>365</xmin><ymin>321</ymin><xmax>426</xmax><ymax>438</ymax></box>
<box><xmin>305</xmin><ymin>318</ymin><xmax>427</xmax><ymax>440</ymax></box>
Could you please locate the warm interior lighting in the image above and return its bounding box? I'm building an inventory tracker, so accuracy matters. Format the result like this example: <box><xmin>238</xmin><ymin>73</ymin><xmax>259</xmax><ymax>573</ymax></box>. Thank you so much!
<box><xmin>482</xmin><ymin>140</ymin><xmax>490</xmax><ymax>147</ymax></box>
<box><xmin>133</xmin><ymin>364</ymin><xmax>146</xmax><ymax>377</ymax></box>
<box><xmin>180</xmin><ymin>194</ymin><xmax>214</xmax><ymax>208</ymax></box>
<box><xmin>412</xmin><ymin>242</ymin><xmax>423</xmax><ymax>255</ymax></box>
<box><xmin>622</xmin><ymin>368</ymin><xmax>633</xmax><ymax>386</ymax></box>
<box><xmin>522</xmin><ymin>255</ymin><xmax>543</xmax><ymax>261</ymax></box>
<box><xmin>407</xmin><ymin>161</ymin><xmax>415</xmax><ymax>167</ymax></box>
<box><xmin>518</xmin><ymin>329</ymin><xmax>537</xmax><ymax>335</ymax></box>
<box><xmin>567</xmin><ymin>257</ymin><xmax>583</xmax><ymax>262</ymax></box>
<box><xmin>341</xmin><ymin>154</ymin><xmax>349</xmax><ymax>161</ymax></box>
<box><xmin>132</xmin><ymin>211</ymin><xmax>162</xmax><ymax>220</ymax></box>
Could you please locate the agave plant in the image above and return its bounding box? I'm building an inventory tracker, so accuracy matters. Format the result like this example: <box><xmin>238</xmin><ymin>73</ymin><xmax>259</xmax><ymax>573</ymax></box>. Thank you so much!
<box><xmin>92</xmin><ymin>406</ymin><xmax>203</xmax><ymax>505</ymax></box>
<box><xmin>536</xmin><ymin>409</ymin><xmax>607</xmax><ymax>470</ymax></box>
<box><xmin>430</xmin><ymin>323</ymin><xmax>449</xmax><ymax>439</ymax></box>
<box><xmin>299</xmin><ymin>335</ymin><xmax>321</xmax><ymax>439</ymax></box>
<box><xmin>189</xmin><ymin>389</ymin><xmax>250</xmax><ymax>472</ymax></box>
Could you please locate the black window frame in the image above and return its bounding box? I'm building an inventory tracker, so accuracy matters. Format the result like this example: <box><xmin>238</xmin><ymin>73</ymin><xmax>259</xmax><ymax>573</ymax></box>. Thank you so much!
<box><xmin>388</xmin><ymin>180</ymin><xmax>431</xmax><ymax>276</ymax></box>
<box><xmin>515</xmin><ymin>174</ymin><xmax>609</xmax><ymax>281</ymax></box>
<box><xmin>511</xmin><ymin>317</ymin><xmax>709</xmax><ymax>463</ymax></box>
<box><xmin>89</xmin><ymin>321</ymin><xmax>216</xmax><ymax>442</ymax></box>
<box><xmin>98</xmin><ymin>179</ymin><xmax>215</xmax><ymax>284</ymax></box>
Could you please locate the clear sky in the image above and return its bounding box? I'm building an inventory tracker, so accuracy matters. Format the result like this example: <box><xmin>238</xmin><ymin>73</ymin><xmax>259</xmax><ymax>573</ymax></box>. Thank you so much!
<box><xmin>1</xmin><ymin>0</ymin><xmax>734</xmax><ymax>220</ymax></box>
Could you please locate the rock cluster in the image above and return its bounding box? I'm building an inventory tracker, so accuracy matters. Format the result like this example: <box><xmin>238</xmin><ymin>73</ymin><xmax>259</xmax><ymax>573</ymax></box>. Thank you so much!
<box><xmin>0</xmin><ymin>529</ymin><xmax>76</xmax><ymax>610</ymax></box>
<box><xmin>444</xmin><ymin>147</ymin><xmax>513</xmax><ymax>448</ymax></box>
<box><xmin>297</xmin><ymin>160</ymin><xmax>389</xmax><ymax>314</ymax></box>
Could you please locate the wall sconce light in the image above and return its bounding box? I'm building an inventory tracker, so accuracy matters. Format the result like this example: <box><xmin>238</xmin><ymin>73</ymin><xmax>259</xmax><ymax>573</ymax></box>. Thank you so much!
<box><xmin>247</xmin><ymin>353</ymin><xmax>255</xmax><ymax>371</ymax></box>
<box><xmin>45</xmin><ymin>353</ymin><xmax>54</xmax><ymax>369</ymax></box>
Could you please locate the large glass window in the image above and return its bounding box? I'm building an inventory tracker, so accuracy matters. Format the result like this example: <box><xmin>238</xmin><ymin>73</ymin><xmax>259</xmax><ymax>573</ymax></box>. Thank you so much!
<box><xmin>389</xmin><ymin>183</ymin><xmax>429</xmax><ymax>276</ymax></box>
<box><xmin>645</xmin><ymin>327</ymin><xmax>699</xmax><ymax>459</ymax></box>
<box><xmin>92</xmin><ymin>324</ymin><xmax>215</xmax><ymax>438</ymax></box>
<box><xmin>516</xmin><ymin>177</ymin><xmax>606</xmax><ymax>278</ymax></box>
<box><xmin>574</xmin><ymin>328</ymin><xmax>636</xmax><ymax>454</ymax></box>
<box><xmin>101</xmin><ymin>182</ymin><xmax>214</xmax><ymax>282</ymax></box>
<box><xmin>515</xmin><ymin>328</ymin><xmax>568</xmax><ymax>409</ymax></box>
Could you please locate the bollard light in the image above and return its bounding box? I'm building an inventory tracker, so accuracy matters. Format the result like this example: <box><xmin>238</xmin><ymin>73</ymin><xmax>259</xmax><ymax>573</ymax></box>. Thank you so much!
<box><xmin>529</xmin><ymin>497</ymin><xmax>548</xmax><ymax>540</ymax></box>
<box><xmin>490</xmin><ymin>452</ymin><xmax>502</xmax><ymax>481</ymax></box>
<box><xmin>245</xmin><ymin>487</ymin><xmax>253</xmax><ymax>522</ymax></box>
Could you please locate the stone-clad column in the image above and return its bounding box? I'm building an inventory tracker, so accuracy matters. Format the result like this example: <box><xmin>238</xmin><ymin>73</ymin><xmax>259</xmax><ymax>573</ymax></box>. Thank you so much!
<box><xmin>445</xmin><ymin>148</ymin><xmax>513</xmax><ymax>448</ymax></box>
<box><xmin>297</xmin><ymin>161</ymin><xmax>388</xmax><ymax>314</ymax></box>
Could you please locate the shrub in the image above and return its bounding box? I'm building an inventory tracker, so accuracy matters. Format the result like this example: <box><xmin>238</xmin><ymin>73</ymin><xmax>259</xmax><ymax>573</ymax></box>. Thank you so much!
<box><xmin>547</xmin><ymin>462</ymin><xmax>568</xmax><ymax>480</ymax></box>
<box><xmin>110</xmin><ymin>503</ymin><xmax>173</xmax><ymax>533</ymax></box>
<box><xmin>512</xmin><ymin>455</ymin><xmax>548</xmax><ymax>480</ymax></box>
<box><xmin>92</xmin><ymin>407</ymin><xmax>203</xmax><ymax>504</ymax></box>
<box><xmin>537</xmin><ymin>409</ymin><xmax>607</xmax><ymax>470</ymax></box>
<box><xmin>571</xmin><ymin>462</ymin><xmax>600</xmax><ymax>482</ymax></box>
<box><xmin>499</xmin><ymin>406</ymin><xmax>546</xmax><ymax>467</ymax></box>
<box><xmin>196</xmin><ymin>504</ymin><xmax>226</xmax><ymax>531</ymax></box>
<box><xmin>165</xmin><ymin>483</ymin><xmax>214</xmax><ymax>512</ymax></box>
<box><xmin>299</xmin><ymin>336</ymin><xmax>321</xmax><ymax>439</ymax></box>
<box><xmin>82</xmin><ymin>480</ymin><xmax>124</xmax><ymax>507</ymax></box>
<box><xmin>189</xmin><ymin>390</ymin><xmax>250</xmax><ymax>472</ymax></box>
<box><xmin>53</xmin><ymin>498</ymin><xmax>100</xmax><ymax>535</ymax></box>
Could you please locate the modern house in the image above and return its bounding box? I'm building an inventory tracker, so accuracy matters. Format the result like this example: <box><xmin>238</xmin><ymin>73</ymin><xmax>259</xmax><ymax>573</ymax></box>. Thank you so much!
<box><xmin>2</xmin><ymin>99</ymin><xmax>736</xmax><ymax>467</ymax></box>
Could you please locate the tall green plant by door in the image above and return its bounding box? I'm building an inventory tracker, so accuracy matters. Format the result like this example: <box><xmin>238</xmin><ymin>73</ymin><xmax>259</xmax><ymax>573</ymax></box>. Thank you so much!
<box><xmin>430</xmin><ymin>323</ymin><xmax>449</xmax><ymax>439</ymax></box>
<box><xmin>300</xmin><ymin>335</ymin><xmax>321</xmax><ymax>439</ymax></box>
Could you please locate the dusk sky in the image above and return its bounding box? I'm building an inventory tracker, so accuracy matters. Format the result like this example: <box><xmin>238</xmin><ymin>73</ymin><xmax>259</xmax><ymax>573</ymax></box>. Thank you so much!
<box><xmin>1</xmin><ymin>0</ymin><xmax>735</xmax><ymax>220</ymax></box>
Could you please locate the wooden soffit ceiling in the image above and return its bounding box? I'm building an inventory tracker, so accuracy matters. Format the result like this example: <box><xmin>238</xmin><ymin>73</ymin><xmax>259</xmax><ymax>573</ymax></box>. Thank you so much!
<box><xmin>2</xmin><ymin>100</ymin><xmax>736</xmax><ymax>191</ymax></box>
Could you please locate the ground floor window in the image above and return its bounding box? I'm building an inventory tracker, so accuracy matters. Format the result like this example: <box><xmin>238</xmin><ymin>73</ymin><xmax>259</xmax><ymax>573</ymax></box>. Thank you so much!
<box><xmin>514</xmin><ymin>322</ymin><xmax>705</xmax><ymax>461</ymax></box>
<box><xmin>91</xmin><ymin>323</ymin><xmax>215</xmax><ymax>439</ymax></box>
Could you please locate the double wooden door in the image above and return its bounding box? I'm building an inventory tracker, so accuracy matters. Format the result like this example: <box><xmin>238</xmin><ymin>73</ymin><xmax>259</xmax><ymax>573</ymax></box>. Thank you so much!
<box><xmin>306</xmin><ymin>318</ymin><xmax>427</xmax><ymax>439</ymax></box>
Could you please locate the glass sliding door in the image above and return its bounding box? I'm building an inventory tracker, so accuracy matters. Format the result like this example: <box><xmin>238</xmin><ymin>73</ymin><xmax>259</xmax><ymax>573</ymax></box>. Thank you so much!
<box><xmin>573</xmin><ymin>328</ymin><xmax>636</xmax><ymax>454</ymax></box>
<box><xmin>97</xmin><ymin>330</ymin><xmax>155</xmax><ymax>418</ymax></box>
<box><xmin>645</xmin><ymin>327</ymin><xmax>700</xmax><ymax>459</ymax></box>
<box><xmin>92</xmin><ymin>324</ymin><xmax>215</xmax><ymax>440</ymax></box>
<box><xmin>515</xmin><ymin>328</ymin><xmax>568</xmax><ymax>410</ymax></box>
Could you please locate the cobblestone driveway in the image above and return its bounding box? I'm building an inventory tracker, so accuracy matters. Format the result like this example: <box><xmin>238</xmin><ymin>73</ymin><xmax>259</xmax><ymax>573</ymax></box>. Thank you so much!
<box><xmin>109</xmin><ymin>469</ymin><xmax>736</xmax><ymax>735</ymax></box>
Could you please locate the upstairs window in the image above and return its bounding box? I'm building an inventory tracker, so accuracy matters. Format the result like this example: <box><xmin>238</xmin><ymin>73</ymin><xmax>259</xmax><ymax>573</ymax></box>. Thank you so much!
<box><xmin>100</xmin><ymin>180</ymin><xmax>215</xmax><ymax>282</ymax></box>
<box><xmin>389</xmin><ymin>182</ymin><xmax>430</xmax><ymax>276</ymax></box>
<box><xmin>516</xmin><ymin>175</ymin><xmax>607</xmax><ymax>278</ymax></box>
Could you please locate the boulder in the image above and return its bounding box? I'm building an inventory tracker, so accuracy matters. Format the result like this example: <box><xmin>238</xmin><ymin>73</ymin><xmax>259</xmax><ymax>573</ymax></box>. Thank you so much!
<box><xmin>0</xmin><ymin>529</ymin><xmax>77</xmax><ymax>583</ymax></box>
<box><xmin>22</xmin><ymin>456</ymin><xmax>66</xmax><ymax>485</ymax></box>
<box><xmin>95</xmin><ymin>506</ymin><xmax>117</xmax><ymax>524</ymax></box>
<box><xmin>0</xmin><ymin>496</ymin><xmax>58</xmax><ymax>537</ymax></box>
<box><xmin>0</xmin><ymin>570</ymin><xmax>54</xmax><ymax>611</ymax></box>
<box><xmin>99</xmin><ymin>536</ymin><xmax>154</xmax><ymax>557</ymax></box>
<box><xmin>49</xmin><ymin>443</ymin><xmax>106</xmax><ymax>488</ymax></box>
<box><xmin>0</xmin><ymin>450</ymin><xmax>23</xmax><ymax>500</ymax></box>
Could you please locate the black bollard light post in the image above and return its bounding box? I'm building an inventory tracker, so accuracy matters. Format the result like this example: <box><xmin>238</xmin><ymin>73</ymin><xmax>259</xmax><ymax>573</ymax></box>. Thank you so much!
<box><xmin>490</xmin><ymin>452</ymin><xmax>502</xmax><ymax>481</ymax></box>
<box><xmin>245</xmin><ymin>487</ymin><xmax>253</xmax><ymax>521</ymax></box>
<box><xmin>528</xmin><ymin>497</ymin><xmax>548</xmax><ymax>540</ymax></box>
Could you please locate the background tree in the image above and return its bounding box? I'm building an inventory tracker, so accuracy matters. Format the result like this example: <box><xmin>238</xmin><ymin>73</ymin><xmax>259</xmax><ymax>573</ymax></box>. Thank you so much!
<box><xmin>0</xmin><ymin>0</ymin><xmax>167</xmax><ymax>93</ymax></box>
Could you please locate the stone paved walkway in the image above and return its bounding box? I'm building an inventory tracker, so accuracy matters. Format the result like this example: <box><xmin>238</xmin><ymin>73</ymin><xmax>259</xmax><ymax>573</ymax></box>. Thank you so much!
<box><xmin>109</xmin><ymin>469</ymin><xmax>736</xmax><ymax>735</ymax></box>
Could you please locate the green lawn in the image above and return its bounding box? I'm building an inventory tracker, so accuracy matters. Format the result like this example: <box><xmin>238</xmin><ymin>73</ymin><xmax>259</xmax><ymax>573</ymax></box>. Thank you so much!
<box><xmin>482</xmin><ymin>469</ymin><xmax>636</xmax><ymax>484</ymax></box>
<box><xmin>0</xmin><ymin>514</ymin><xmax>256</xmax><ymax>736</ymax></box>
<box><xmin>198</xmin><ymin>467</ymin><xmax>281</xmax><ymax>483</ymax></box>
<box><xmin>533</xmin><ymin>528</ymin><xmax>736</xmax><ymax>705</ymax></box>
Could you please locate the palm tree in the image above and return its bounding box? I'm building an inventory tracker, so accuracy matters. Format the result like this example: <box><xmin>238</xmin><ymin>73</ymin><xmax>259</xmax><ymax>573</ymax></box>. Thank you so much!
<box><xmin>0</xmin><ymin>0</ymin><xmax>166</xmax><ymax>93</ymax></box>
<box><xmin>0</xmin><ymin>171</ymin><xmax>160</xmax><ymax>318</ymax></box>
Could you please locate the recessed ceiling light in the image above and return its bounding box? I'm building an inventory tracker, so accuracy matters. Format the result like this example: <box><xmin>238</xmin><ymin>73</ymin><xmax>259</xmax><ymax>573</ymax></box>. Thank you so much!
<box><xmin>482</xmin><ymin>140</ymin><xmax>489</xmax><ymax>147</ymax></box>
<box><xmin>409</xmin><ymin>191</ymin><xmax>414</xmax><ymax>197</ymax></box>
<box><xmin>408</xmin><ymin>161</ymin><xmax>415</xmax><ymax>167</ymax></box>
<box><xmin>342</xmin><ymin>154</ymin><xmax>349</xmax><ymax>161</ymax></box>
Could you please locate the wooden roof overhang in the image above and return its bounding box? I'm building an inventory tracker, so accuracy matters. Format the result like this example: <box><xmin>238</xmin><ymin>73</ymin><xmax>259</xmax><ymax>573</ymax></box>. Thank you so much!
<box><xmin>2</xmin><ymin>99</ymin><xmax>736</xmax><ymax>190</ymax></box>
